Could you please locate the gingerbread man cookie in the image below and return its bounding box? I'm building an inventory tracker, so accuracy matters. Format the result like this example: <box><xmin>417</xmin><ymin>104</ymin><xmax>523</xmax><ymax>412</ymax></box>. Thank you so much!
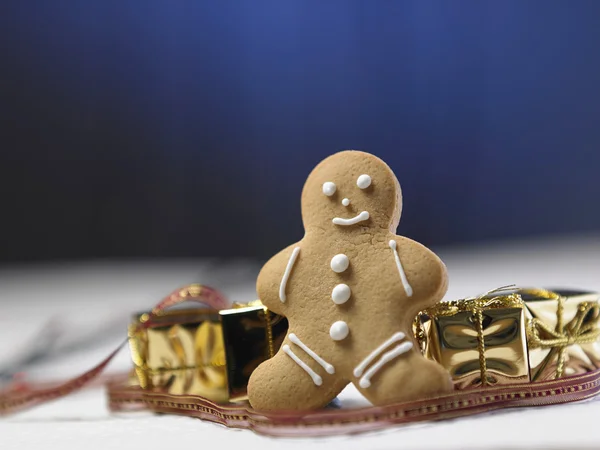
<box><xmin>248</xmin><ymin>151</ymin><xmax>452</xmax><ymax>410</ymax></box>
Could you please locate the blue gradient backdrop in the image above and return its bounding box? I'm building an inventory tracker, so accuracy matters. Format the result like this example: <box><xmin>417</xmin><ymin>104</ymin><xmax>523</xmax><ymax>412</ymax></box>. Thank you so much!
<box><xmin>1</xmin><ymin>1</ymin><xmax>599</xmax><ymax>261</ymax></box>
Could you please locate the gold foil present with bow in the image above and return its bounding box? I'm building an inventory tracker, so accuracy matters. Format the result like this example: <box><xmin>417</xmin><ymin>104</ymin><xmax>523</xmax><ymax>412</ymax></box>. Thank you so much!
<box><xmin>525</xmin><ymin>289</ymin><xmax>600</xmax><ymax>381</ymax></box>
<box><xmin>417</xmin><ymin>287</ymin><xmax>600</xmax><ymax>389</ymax></box>
<box><xmin>128</xmin><ymin>301</ymin><xmax>287</xmax><ymax>402</ymax></box>
<box><xmin>417</xmin><ymin>287</ymin><xmax>530</xmax><ymax>389</ymax></box>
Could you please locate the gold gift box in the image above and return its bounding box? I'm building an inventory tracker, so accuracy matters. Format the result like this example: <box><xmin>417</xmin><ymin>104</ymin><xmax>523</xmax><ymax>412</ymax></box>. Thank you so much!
<box><xmin>417</xmin><ymin>288</ymin><xmax>529</xmax><ymax>389</ymax></box>
<box><xmin>417</xmin><ymin>287</ymin><xmax>600</xmax><ymax>389</ymax></box>
<box><xmin>128</xmin><ymin>301</ymin><xmax>288</xmax><ymax>402</ymax></box>
<box><xmin>525</xmin><ymin>288</ymin><xmax>600</xmax><ymax>381</ymax></box>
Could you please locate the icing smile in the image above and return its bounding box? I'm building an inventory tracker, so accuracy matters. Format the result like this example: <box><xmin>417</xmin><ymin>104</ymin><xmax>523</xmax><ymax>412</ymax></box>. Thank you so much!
<box><xmin>332</xmin><ymin>211</ymin><xmax>370</xmax><ymax>226</ymax></box>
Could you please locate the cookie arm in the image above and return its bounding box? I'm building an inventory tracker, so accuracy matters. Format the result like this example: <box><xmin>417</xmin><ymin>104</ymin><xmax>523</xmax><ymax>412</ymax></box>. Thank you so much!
<box><xmin>389</xmin><ymin>236</ymin><xmax>448</xmax><ymax>307</ymax></box>
<box><xmin>256</xmin><ymin>243</ymin><xmax>302</xmax><ymax>315</ymax></box>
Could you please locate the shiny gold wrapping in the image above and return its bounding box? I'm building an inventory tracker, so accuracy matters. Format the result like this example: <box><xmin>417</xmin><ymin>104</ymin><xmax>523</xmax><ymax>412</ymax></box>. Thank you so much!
<box><xmin>418</xmin><ymin>288</ymin><xmax>530</xmax><ymax>389</ymax></box>
<box><xmin>220</xmin><ymin>303</ymin><xmax>288</xmax><ymax>401</ymax></box>
<box><xmin>128</xmin><ymin>301</ymin><xmax>287</xmax><ymax>402</ymax></box>
<box><xmin>418</xmin><ymin>288</ymin><xmax>600</xmax><ymax>389</ymax></box>
<box><xmin>525</xmin><ymin>289</ymin><xmax>600</xmax><ymax>381</ymax></box>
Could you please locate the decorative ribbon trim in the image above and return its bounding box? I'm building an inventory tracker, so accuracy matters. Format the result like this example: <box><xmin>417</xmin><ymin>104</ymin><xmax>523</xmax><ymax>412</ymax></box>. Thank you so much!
<box><xmin>106</xmin><ymin>369</ymin><xmax>600</xmax><ymax>437</ymax></box>
<box><xmin>0</xmin><ymin>341</ymin><xmax>132</xmax><ymax>415</ymax></box>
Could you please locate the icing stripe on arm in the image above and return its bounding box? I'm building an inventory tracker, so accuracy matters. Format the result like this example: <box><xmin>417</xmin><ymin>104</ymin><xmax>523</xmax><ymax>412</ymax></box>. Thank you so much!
<box><xmin>389</xmin><ymin>240</ymin><xmax>413</xmax><ymax>297</ymax></box>
<box><xmin>279</xmin><ymin>246</ymin><xmax>300</xmax><ymax>302</ymax></box>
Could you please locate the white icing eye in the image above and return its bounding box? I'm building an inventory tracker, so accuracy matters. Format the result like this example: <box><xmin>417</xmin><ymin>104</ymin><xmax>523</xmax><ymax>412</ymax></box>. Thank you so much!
<box><xmin>322</xmin><ymin>181</ymin><xmax>336</xmax><ymax>196</ymax></box>
<box><xmin>357</xmin><ymin>174</ymin><xmax>372</xmax><ymax>189</ymax></box>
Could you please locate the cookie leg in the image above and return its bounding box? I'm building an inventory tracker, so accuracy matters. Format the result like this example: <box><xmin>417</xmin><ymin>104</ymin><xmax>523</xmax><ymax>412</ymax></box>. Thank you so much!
<box><xmin>247</xmin><ymin>349</ymin><xmax>347</xmax><ymax>411</ymax></box>
<box><xmin>355</xmin><ymin>351</ymin><xmax>453</xmax><ymax>406</ymax></box>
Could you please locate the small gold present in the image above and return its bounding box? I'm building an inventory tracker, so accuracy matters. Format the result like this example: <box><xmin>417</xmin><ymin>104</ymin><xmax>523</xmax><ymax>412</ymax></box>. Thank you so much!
<box><xmin>128</xmin><ymin>300</ymin><xmax>287</xmax><ymax>402</ymax></box>
<box><xmin>417</xmin><ymin>287</ymin><xmax>530</xmax><ymax>389</ymax></box>
<box><xmin>524</xmin><ymin>288</ymin><xmax>600</xmax><ymax>381</ymax></box>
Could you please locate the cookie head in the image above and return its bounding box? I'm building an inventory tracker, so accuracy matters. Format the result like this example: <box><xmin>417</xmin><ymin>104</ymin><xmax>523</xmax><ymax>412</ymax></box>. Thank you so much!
<box><xmin>301</xmin><ymin>151</ymin><xmax>402</xmax><ymax>232</ymax></box>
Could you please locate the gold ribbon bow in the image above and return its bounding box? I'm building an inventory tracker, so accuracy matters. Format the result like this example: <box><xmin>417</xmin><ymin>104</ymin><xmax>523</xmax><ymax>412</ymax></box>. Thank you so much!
<box><xmin>528</xmin><ymin>293</ymin><xmax>600</xmax><ymax>379</ymax></box>
<box><xmin>422</xmin><ymin>285</ymin><xmax>522</xmax><ymax>317</ymax></box>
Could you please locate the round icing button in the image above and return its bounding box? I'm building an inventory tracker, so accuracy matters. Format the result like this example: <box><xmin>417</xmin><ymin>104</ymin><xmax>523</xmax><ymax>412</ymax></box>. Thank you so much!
<box><xmin>330</xmin><ymin>321</ymin><xmax>349</xmax><ymax>341</ymax></box>
<box><xmin>330</xmin><ymin>254</ymin><xmax>349</xmax><ymax>273</ymax></box>
<box><xmin>331</xmin><ymin>284</ymin><xmax>351</xmax><ymax>304</ymax></box>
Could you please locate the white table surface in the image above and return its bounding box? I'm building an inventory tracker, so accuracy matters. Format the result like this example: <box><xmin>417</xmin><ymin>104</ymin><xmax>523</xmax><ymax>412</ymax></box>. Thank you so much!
<box><xmin>1</xmin><ymin>234</ymin><xmax>600</xmax><ymax>449</ymax></box>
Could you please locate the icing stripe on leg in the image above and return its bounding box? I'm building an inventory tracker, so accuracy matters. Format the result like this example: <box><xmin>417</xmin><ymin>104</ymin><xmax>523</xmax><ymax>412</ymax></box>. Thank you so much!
<box><xmin>289</xmin><ymin>333</ymin><xmax>335</xmax><ymax>374</ymax></box>
<box><xmin>353</xmin><ymin>331</ymin><xmax>405</xmax><ymax>377</ymax></box>
<box><xmin>359</xmin><ymin>341</ymin><xmax>414</xmax><ymax>388</ymax></box>
<box><xmin>282</xmin><ymin>344</ymin><xmax>322</xmax><ymax>386</ymax></box>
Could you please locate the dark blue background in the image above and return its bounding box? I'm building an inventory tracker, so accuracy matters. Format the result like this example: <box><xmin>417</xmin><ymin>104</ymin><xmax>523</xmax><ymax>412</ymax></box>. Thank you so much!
<box><xmin>1</xmin><ymin>1</ymin><xmax>599</xmax><ymax>262</ymax></box>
